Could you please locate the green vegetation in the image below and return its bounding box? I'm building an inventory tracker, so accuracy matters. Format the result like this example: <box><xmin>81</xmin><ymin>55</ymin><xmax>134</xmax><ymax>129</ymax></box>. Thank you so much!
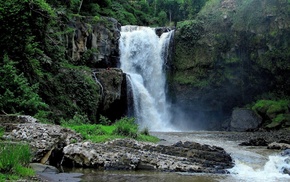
<box><xmin>0</xmin><ymin>143</ymin><xmax>34</xmax><ymax>181</ymax></box>
<box><xmin>0</xmin><ymin>128</ymin><xmax>4</xmax><ymax>139</ymax></box>
<box><xmin>252</xmin><ymin>100</ymin><xmax>289</xmax><ymax>116</ymax></box>
<box><xmin>0</xmin><ymin>55</ymin><xmax>48</xmax><ymax>115</ymax></box>
<box><xmin>252</xmin><ymin>99</ymin><xmax>290</xmax><ymax>129</ymax></box>
<box><xmin>0</xmin><ymin>0</ymin><xmax>211</xmax><ymax>123</ymax></box>
<box><xmin>61</xmin><ymin>116</ymin><xmax>159</xmax><ymax>143</ymax></box>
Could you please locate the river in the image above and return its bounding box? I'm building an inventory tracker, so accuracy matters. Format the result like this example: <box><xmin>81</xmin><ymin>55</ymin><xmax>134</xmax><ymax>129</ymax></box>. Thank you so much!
<box><xmin>62</xmin><ymin>131</ymin><xmax>290</xmax><ymax>182</ymax></box>
<box><xmin>59</xmin><ymin>25</ymin><xmax>290</xmax><ymax>182</ymax></box>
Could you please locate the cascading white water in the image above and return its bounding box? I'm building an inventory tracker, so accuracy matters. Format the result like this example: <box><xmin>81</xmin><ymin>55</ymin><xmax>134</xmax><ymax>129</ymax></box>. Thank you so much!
<box><xmin>119</xmin><ymin>25</ymin><xmax>174</xmax><ymax>131</ymax></box>
<box><xmin>228</xmin><ymin>155</ymin><xmax>290</xmax><ymax>182</ymax></box>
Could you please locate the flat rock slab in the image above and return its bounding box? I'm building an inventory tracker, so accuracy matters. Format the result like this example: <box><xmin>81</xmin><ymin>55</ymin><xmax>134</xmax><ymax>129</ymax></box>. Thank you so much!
<box><xmin>63</xmin><ymin>139</ymin><xmax>233</xmax><ymax>173</ymax></box>
<box><xmin>37</xmin><ymin>172</ymin><xmax>83</xmax><ymax>182</ymax></box>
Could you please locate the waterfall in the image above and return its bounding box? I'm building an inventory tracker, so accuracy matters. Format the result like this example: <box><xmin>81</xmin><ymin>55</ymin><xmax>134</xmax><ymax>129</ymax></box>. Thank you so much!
<box><xmin>119</xmin><ymin>25</ymin><xmax>174</xmax><ymax>131</ymax></box>
<box><xmin>93</xmin><ymin>72</ymin><xmax>104</xmax><ymax>96</ymax></box>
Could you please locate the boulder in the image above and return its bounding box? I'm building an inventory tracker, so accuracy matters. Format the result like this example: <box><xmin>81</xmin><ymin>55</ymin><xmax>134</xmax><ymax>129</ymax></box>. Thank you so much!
<box><xmin>239</xmin><ymin>138</ymin><xmax>268</xmax><ymax>146</ymax></box>
<box><xmin>230</xmin><ymin>108</ymin><xmax>262</xmax><ymax>131</ymax></box>
<box><xmin>281</xmin><ymin>149</ymin><xmax>290</xmax><ymax>175</ymax></box>
<box><xmin>267</xmin><ymin>142</ymin><xmax>290</xmax><ymax>150</ymax></box>
<box><xmin>62</xmin><ymin>139</ymin><xmax>233</xmax><ymax>173</ymax></box>
<box><xmin>1</xmin><ymin>115</ymin><xmax>82</xmax><ymax>164</ymax></box>
<box><xmin>0</xmin><ymin>116</ymin><xmax>234</xmax><ymax>174</ymax></box>
<box><xmin>281</xmin><ymin>149</ymin><xmax>290</xmax><ymax>156</ymax></box>
<box><xmin>30</xmin><ymin>163</ymin><xmax>59</xmax><ymax>173</ymax></box>
<box><xmin>155</xmin><ymin>27</ymin><xmax>174</xmax><ymax>37</ymax></box>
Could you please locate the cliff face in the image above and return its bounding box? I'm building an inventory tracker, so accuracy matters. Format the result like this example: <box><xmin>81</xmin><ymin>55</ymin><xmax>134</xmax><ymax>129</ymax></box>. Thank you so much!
<box><xmin>67</xmin><ymin>17</ymin><xmax>121</xmax><ymax>68</ymax></box>
<box><xmin>39</xmin><ymin>16</ymin><xmax>126</xmax><ymax>123</ymax></box>
<box><xmin>171</xmin><ymin>0</ymin><xmax>290</xmax><ymax>130</ymax></box>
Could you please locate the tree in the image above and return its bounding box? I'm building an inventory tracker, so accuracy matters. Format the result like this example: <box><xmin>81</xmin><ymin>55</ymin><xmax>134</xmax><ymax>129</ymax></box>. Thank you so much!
<box><xmin>0</xmin><ymin>55</ymin><xmax>47</xmax><ymax>115</ymax></box>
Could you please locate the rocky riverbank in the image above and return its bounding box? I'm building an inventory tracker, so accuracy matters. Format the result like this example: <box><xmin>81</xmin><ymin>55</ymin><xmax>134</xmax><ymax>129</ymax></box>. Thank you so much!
<box><xmin>1</xmin><ymin>115</ymin><xmax>290</xmax><ymax>182</ymax></box>
<box><xmin>0</xmin><ymin>115</ymin><xmax>233</xmax><ymax>174</ymax></box>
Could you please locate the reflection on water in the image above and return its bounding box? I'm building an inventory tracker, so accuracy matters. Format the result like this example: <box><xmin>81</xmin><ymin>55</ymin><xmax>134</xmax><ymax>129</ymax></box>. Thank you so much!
<box><xmin>68</xmin><ymin>169</ymin><xmax>233</xmax><ymax>182</ymax></box>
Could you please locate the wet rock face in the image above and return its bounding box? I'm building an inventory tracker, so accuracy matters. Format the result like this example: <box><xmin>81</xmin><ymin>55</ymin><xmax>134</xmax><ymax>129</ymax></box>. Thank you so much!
<box><xmin>281</xmin><ymin>149</ymin><xmax>290</xmax><ymax>175</ymax></box>
<box><xmin>63</xmin><ymin>139</ymin><xmax>233</xmax><ymax>173</ymax></box>
<box><xmin>68</xmin><ymin>17</ymin><xmax>121</xmax><ymax>68</ymax></box>
<box><xmin>93</xmin><ymin>68</ymin><xmax>128</xmax><ymax>120</ymax></box>
<box><xmin>239</xmin><ymin>138</ymin><xmax>268</xmax><ymax>146</ymax></box>
<box><xmin>171</xmin><ymin>0</ymin><xmax>290</xmax><ymax>130</ymax></box>
<box><xmin>155</xmin><ymin>27</ymin><xmax>174</xmax><ymax>37</ymax></box>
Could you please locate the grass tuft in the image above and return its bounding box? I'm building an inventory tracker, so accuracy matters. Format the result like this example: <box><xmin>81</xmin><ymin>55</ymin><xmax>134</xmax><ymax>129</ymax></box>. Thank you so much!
<box><xmin>0</xmin><ymin>143</ymin><xmax>34</xmax><ymax>180</ymax></box>
<box><xmin>113</xmin><ymin>117</ymin><xmax>138</xmax><ymax>139</ymax></box>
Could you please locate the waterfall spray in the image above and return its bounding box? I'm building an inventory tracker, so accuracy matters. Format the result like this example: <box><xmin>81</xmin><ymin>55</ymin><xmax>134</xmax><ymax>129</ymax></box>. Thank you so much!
<box><xmin>119</xmin><ymin>26</ymin><xmax>174</xmax><ymax>131</ymax></box>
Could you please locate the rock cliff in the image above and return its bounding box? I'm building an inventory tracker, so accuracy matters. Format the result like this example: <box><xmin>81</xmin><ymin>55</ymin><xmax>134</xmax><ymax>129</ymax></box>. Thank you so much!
<box><xmin>39</xmin><ymin>16</ymin><xmax>126</xmax><ymax>122</ymax></box>
<box><xmin>170</xmin><ymin>0</ymin><xmax>290</xmax><ymax>130</ymax></box>
<box><xmin>67</xmin><ymin>17</ymin><xmax>121</xmax><ymax>68</ymax></box>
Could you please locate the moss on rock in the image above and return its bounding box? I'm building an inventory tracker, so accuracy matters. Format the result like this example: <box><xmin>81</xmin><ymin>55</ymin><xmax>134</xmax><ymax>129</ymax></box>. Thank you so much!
<box><xmin>252</xmin><ymin>100</ymin><xmax>290</xmax><ymax>129</ymax></box>
<box><xmin>40</xmin><ymin>65</ymin><xmax>101</xmax><ymax>123</ymax></box>
<box><xmin>170</xmin><ymin>0</ymin><xmax>290</xmax><ymax>129</ymax></box>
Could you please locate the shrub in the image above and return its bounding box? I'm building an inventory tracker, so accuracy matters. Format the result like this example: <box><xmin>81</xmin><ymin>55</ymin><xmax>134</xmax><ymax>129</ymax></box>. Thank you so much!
<box><xmin>60</xmin><ymin>113</ymin><xmax>90</xmax><ymax>126</ymax></box>
<box><xmin>0</xmin><ymin>128</ymin><xmax>4</xmax><ymax>139</ymax></box>
<box><xmin>99</xmin><ymin>115</ymin><xmax>111</xmax><ymax>125</ymax></box>
<box><xmin>69</xmin><ymin>125</ymin><xmax>106</xmax><ymax>140</ymax></box>
<box><xmin>113</xmin><ymin>117</ymin><xmax>138</xmax><ymax>139</ymax></box>
<box><xmin>140</xmin><ymin>127</ymin><xmax>149</xmax><ymax>136</ymax></box>
<box><xmin>0</xmin><ymin>55</ymin><xmax>48</xmax><ymax>115</ymax></box>
<box><xmin>252</xmin><ymin>100</ymin><xmax>289</xmax><ymax>117</ymax></box>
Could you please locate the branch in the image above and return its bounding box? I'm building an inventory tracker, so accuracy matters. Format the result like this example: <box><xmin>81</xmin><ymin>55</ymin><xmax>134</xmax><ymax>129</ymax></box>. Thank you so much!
<box><xmin>1</xmin><ymin>110</ymin><xmax>8</xmax><ymax>115</ymax></box>
<box><xmin>78</xmin><ymin>0</ymin><xmax>84</xmax><ymax>14</ymax></box>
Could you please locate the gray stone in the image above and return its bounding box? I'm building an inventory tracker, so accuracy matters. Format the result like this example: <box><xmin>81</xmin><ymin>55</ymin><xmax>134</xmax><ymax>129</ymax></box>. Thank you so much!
<box><xmin>268</xmin><ymin>142</ymin><xmax>290</xmax><ymax>150</ymax></box>
<box><xmin>1</xmin><ymin>115</ymin><xmax>83</xmax><ymax>163</ymax></box>
<box><xmin>30</xmin><ymin>163</ymin><xmax>59</xmax><ymax>173</ymax></box>
<box><xmin>68</xmin><ymin>17</ymin><xmax>120</xmax><ymax>68</ymax></box>
<box><xmin>230</xmin><ymin>108</ymin><xmax>262</xmax><ymax>131</ymax></box>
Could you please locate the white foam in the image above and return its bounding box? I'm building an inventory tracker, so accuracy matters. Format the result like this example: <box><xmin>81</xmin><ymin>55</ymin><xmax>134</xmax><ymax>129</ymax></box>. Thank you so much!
<box><xmin>228</xmin><ymin>155</ymin><xmax>290</xmax><ymax>182</ymax></box>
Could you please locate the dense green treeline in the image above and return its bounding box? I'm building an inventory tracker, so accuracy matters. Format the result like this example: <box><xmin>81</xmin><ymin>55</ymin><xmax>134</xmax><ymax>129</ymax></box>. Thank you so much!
<box><xmin>45</xmin><ymin>0</ymin><xmax>209</xmax><ymax>26</ymax></box>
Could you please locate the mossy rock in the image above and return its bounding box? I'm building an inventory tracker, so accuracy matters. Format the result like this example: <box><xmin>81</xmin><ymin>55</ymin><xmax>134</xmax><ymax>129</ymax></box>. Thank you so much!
<box><xmin>265</xmin><ymin>114</ymin><xmax>290</xmax><ymax>129</ymax></box>
<box><xmin>40</xmin><ymin>66</ymin><xmax>101</xmax><ymax>123</ymax></box>
<box><xmin>252</xmin><ymin>100</ymin><xmax>289</xmax><ymax>120</ymax></box>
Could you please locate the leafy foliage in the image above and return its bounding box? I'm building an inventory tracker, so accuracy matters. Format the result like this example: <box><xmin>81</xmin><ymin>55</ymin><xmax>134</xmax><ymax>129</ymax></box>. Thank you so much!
<box><xmin>252</xmin><ymin>99</ymin><xmax>290</xmax><ymax>129</ymax></box>
<box><xmin>252</xmin><ymin>100</ymin><xmax>289</xmax><ymax>117</ymax></box>
<box><xmin>113</xmin><ymin>117</ymin><xmax>138</xmax><ymax>139</ymax></box>
<box><xmin>0</xmin><ymin>55</ymin><xmax>48</xmax><ymax>115</ymax></box>
<box><xmin>0</xmin><ymin>128</ymin><xmax>4</xmax><ymax>139</ymax></box>
<box><xmin>99</xmin><ymin>115</ymin><xmax>111</xmax><ymax>125</ymax></box>
<box><xmin>40</xmin><ymin>67</ymin><xmax>101</xmax><ymax>123</ymax></box>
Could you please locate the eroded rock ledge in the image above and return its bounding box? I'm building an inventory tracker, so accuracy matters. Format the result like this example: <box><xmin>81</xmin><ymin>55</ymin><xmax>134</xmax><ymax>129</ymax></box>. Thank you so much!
<box><xmin>63</xmin><ymin>139</ymin><xmax>233</xmax><ymax>173</ymax></box>
<box><xmin>1</xmin><ymin>115</ymin><xmax>82</xmax><ymax>163</ymax></box>
<box><xmin>0</xmin><ymin>115</ymin><xmax>233</xmax><ymax>173</ymax></box>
